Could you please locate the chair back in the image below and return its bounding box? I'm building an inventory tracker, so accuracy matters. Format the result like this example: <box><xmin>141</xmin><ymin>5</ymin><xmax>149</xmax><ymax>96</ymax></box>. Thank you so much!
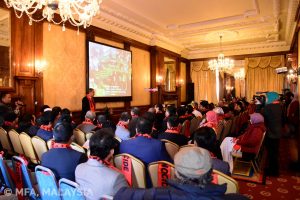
<box><xmin>32</xmin><ymin>136</ymin><xmax>48</xmax><ymax>161</ymax></box>
<box><xmin>189</xmin><ymin>117</ymin><xmax>202</xmax><ymax>134</ymax></box>
<box><xmin>161</xmin><ymin>139</ymin><xmax>179</xmax><ymax>160</ymax></box>
<box><xmin>85</xmin><ymin>132</ymin><xmax>93</xmax><ymax>140</ymax></box>
<box><xmin>70</xmin><ymin>142</ymin><xmax>86</xmax><ymax>154</ymax></box>
<box><xmin>0</xmin><ymin>127</ymin><xmax>13</xmax><ymax>153</ymax></box>
<box><xmin>59</xmin><ymin>178</ymin><xmax>84</xmax><ymax>200</ymax></box>
<box><xmin>179</xmin><ymin>144</ymin><xmax>195</xmax><ymax>151</ymax></box>
<box><xmin>213</xmin><ymin>169</ymin><xmax>239</xmax><ymax>194</ymax></box>
<box><xmin>47</xmin><ymin>138</ymin><xmax>54</xmax><ymax>149</ymax></box>
<box><xmin>8</xmin><ymin>129</ymin><xmax>24</xmax><ymax>155</ymax></box>
<box><xmin>114</xmin><ymin>153</ymin><xmax>146</xmax><ymax>188</ymax></box>
<box><xmin>255</xmin><ymin>131</ymin><xmax>266</xmax><ymax>158</ymax></box>
<box><xmin>12</xmin><ymin>156</ymin><xmax>38</xmax><ymax>199</ymax></box>
<box><xmin>35</xmin><ymin>165</ymin><xmax>60</xmax><ymax>200</ymax></box>
<box><xmin>73</xmin><ymin>129</ymin><xmax>86</xmax><ymax>146</ymax></box>
<box><xmin>148</xmin><ymin>161</ymin><xmax>175</xmax><ymax>187</ymax></box>
<box><xmin>0</xmin><ymin>155</ymin><xmax>14</xmax><ymax>190</ymax></box>
<box><xmin>19</xmin><ymin>132</ymin><xmax>39</xmax><ymax>164</ymax></box>
<box><xmin>114</xmin><ymin>136</ymin><xmax>122</xmax><ymax>143</ymax></box>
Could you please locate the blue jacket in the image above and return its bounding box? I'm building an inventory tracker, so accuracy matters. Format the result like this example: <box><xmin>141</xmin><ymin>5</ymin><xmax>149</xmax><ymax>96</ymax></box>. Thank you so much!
<box><xmin>36</xmin><ymin>129</ymin><xmax>53</xmax><ymax>141</ymax></box>
<box><xmin>114</xmin><ymin>180</ymin><xmax>248</xmax><ymax>200</ymax></box>
<box><xmin>41</xmin><ymin>148</ymin><xmax>88</xmax><ymax>181</ymax></box>
<box><xmin>119</xmin><ymin>136</ymin><xmax>173</xmax><ymax>187</ymax></box>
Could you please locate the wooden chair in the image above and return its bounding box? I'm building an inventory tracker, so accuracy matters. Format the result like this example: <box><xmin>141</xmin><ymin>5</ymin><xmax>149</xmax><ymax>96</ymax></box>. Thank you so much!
<box><xmin>161</xmin><ymin>139</ymin><xmax>179</xmax><ymax>160</ymax></box>
<box><xmin>32</xmin><ymin>136</ymin><xmax>48</xmax><ymax>161</ymax></box>
<box><xmin>70</xmin><ymin>142</ymin><xmax>86</xmax><ymax>154</ymax></box>
<box><xmin>0</xmin><ymin>127</ymin><xmax>14</xmax><ymax>154</ymax></box>
<box><xmin>8</xmin><ymin>129</ymin><xmax>24</xmax><ymax>155</ymax></box>
<box><xmin>73</xmin><ymin>128</ymin><xmax>86</xmax><ymax>146</ymax></box>
<box><xmin>213</xmin><ymin>169</ymin><xmax>239</xmax><ymax>194</ymax></box>
<box><xmin>114</xmin><ymin>153</ymin><xmax>146</xmax><ymax>188</ymax></box>
<box><xmin>179</xmin><ymin>144</ymin><xmax>195</xmax><ymax>151</ymax></box>
<box><xmin>148</xmin><ymin>161</ymin><xmax>175</xmax><ymax>187</ymax></box>
<box><xmin>19</xmin><ymin>132</ymin><xmax>39</xmax><ymax>164</ymax></box>
<box><xmin>232</xmin><ymin>131</ymin><xmax>266</xmax><ymax>184</ymax></box>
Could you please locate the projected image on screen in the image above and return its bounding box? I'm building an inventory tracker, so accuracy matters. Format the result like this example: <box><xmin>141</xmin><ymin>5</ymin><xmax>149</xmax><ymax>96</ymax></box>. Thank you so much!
<box><xmin>88</xmin><ymin>41</ymin><xmax>132</xmax><ymax>98</ymax></box>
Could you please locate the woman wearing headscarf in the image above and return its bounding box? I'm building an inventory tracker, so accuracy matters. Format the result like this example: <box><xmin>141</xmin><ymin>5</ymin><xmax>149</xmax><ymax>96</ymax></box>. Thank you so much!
<box><xmin>220</xmin><ymin>112</ymin><xmax>266</xmax><ymax>172</ymax></box>
<box><xmin>263</xmin><ymin>91</ymin><xmax>282</xmax><ymax>176</ymax></box>
<box><xmin>200</xmin><ymin>110</ymin><xmax>218</xmax><ymax>131</ymax></box>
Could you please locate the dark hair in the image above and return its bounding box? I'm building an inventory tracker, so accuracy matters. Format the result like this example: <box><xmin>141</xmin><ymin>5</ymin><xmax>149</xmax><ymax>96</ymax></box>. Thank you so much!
<box><xmin>131</xmin><ymin>107</ymin><xmax>140</xmax><ymax>116</ymax></box>
<box><xmin>186</xmin><ymin>105</ymin><xmax>194</xmax><ymax>114</ymax></box>
<box><xmin>97</xmin><ymin>114</ymin><xmax>107</xmax><ymax>124</ymax></box>
<box><xmin>120</xmin><ymin>112</ymin><xmax>131</xmax><ymax>122</ymax></box>
<box><xmin>53</xmin><ymin>122</ymin><xmax>73</xmax><ymax>143</ymax></box>
<box><xmin>51</xmin><ymin>106</ymin><xmax>62</xmax><ymax>123</ymax></box>
<box><xmin>89</xmin><ymin>129</ymin><xmax>117</xmax><ymax>160</ymax></box>
<box><xmin>200</xmin><ymin>101</ymin><xmax>209</xmax><ymax>108</ymax></box>
<box><xmin>61</xmin><ymin>108</ymin><xmax>71</xmax><ymax>116</ymax></box>
<box><xmin>142</xmin><ymin>112</ymin><xmax>155</xmax><ymax>125</ymax></box>
<box><xmin>87</xmin><ymin>88</ymin><xmax>94</xmax><ymax>94</ymax></box>
<box><xmin>136</xmin><ymin>117</ymin><xmax>152</xmax><ymax>134</ymax></box>
<box><xmin>40</xmin><ymin>105</ymin><xmax>50</xmax><ymax>113</ymax></box>
<box><xmin>0</xmin><ymin>92</ymin><xmax>10</xmax><ymax>100</ymax></box>
<box><xmin>4</xmin><ymin>111</ymin><xmax>18</xmax><ymax>122</ymax></box>
<box><xmin>166</xmin><ymin>105</ymin><xmax>176</xmax><ymax>116</ymax></box>
<box><xmin>193</xmin><ymin>127</ymin><xmax>216</xmax><ymax>153</ymax></box>
<box><xmin>40</xmin><ymin>111</ymin><xmax>52</xmax><ymax>125</ymax></box>
<box><xmin>18</xmin><ymin>113</ymin><xmax>34</xmax><ymax>129</ymax></box>
<box><xmin>177</xmin><ymin>106</ymin><xmax>186</xmax><ymax>117</ymax></box>
<box><xmin>155</xmin><ymin>104</ymin><xmax>163</xmax><ymax>111</ymax></box>
<box><xmin>168</xmin><ymin>116</ymin><xmax>179</xmax><ymax>127</ymax></box>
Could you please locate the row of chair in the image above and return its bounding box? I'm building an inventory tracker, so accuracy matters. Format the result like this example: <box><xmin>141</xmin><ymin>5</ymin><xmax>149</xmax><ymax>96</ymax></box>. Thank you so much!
<box><xmin>0</xmin><ymin>128</ymin><xmax>86</xmax><ymax>164</ymax></box>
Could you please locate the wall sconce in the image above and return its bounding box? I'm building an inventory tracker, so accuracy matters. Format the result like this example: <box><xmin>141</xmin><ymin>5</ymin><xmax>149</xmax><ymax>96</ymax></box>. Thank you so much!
<box><xmin>225</xmin><ymin>85</ymin><xmax>234</xmax><ymax>92</ymax></box>
<box><xmin>287</xmin><ymin>69</ymin><xmax>297</xmax><ymax>84</ymax></box>
<box><xmin>156</xmin><ymin>75</ymin><xmax>163</xmax><ymax>85</ymax></box>
<box><xmin>35</xmin><ymin>60</ymin><xmax>47</xmax><ymax>74</ymax></box>
<box><xmin>176</xmin><ymin>79</ymin><xmax>184</xmax><ymax>86</ymax></box>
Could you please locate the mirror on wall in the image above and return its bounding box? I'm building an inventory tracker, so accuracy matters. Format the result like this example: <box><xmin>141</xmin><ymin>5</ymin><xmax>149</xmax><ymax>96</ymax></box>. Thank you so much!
<box><xmin>0</xmin><ymin>8</ymin><xmax>11</xmax><ymax>88</ymax></box>
<box><xmin>164</xmin><ymin>56</ymin><xmax>176</xmax><ymax>92</ymax></box>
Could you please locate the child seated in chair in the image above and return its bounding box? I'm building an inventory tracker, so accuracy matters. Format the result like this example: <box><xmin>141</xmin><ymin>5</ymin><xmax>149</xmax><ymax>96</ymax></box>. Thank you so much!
<box><xmin>220</xmin><ymin>113</ymin><xmax>266</xmax><ymax>173</ymax></box>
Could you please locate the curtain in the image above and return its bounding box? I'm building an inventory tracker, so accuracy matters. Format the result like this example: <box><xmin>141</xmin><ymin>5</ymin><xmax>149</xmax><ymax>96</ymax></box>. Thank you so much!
<box><xmin>191</xmin><ymin>61</ymin><xmax>218</xmax><ymax>103</ymax></box>
<box><xmin>245</xmin><ymin>55</ymin><xmax>285</xmax><ymax>101</ymax></box>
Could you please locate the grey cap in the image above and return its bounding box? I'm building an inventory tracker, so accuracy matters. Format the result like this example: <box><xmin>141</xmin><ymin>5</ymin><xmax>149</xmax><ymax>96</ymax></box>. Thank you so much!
<box><xmin>174</xmin><ymin>146</ymin><xmax>212</xmax><ymax>179</ymax></box>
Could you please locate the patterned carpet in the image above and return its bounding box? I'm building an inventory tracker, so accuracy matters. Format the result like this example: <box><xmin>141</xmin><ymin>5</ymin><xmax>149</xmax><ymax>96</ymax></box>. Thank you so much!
<box><xmin>238</xmin><ymin>138</ymin><xmax>300</xmax><ymax>199</ymax></box>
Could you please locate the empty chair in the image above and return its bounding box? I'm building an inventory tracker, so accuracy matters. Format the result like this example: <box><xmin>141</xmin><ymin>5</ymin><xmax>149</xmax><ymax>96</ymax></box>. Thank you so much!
<box><xmin>0</xmin><ymin>127</ymin><xmax>14</xmax><ymax>154</ymax></box>
<box><xmin>73</xmin><ymin>129</ymin><xmax>86</xmax><ymax>146</ymax></box>
<box><xmin>114</xmin><ymin>153</ymin><xmax>146</xmax><ymax>188</ymax></box>
<box><xmin>35</xmin><ymin>165</ymin><xmax>60</xmax><ymax>200</ymax></box>
<box><xmin>19</xmin><ymin>132</ymin><xmax>39</xmax><ymax>164</ymax></box>
<box><xmin>148</xmin><ymin>161</ymin><xmax>175</xmax><ymax>187</ymax></box>
<box><xmin>32</xmin><ymin>136</ymin><xmax>48</xmax><ymax>161</ymax></box>
<box><xmin>161</xmin><ymin>139</ymin><xmax>179</xmax><ymax>160</ymax></box>
<box><xmin>213</xmin><ymin>169</ymin><xmax>239</xmax><ymax>194</ymax></box>
<box><xmin>8</xmin><ymin>129</ymin><xmax>24</xmax><ymax>155</ymax></box>
<box><xmin>12</xmin><ymin>156</ymin><xmax>38</xmax><ymax>199</ymax></box>
<box><xmin>59</xmin><ymin>178</ymin><xmax>84</xmax><ymax>200</ymax></box>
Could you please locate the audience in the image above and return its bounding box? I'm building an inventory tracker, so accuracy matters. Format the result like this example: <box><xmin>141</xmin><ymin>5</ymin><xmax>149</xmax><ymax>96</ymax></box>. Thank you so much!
<box><xmin>2</xmin><ymin>111</ymin><xmax>18</xmax><ymax>132</ymax></box>
<box><xmin>193</xmin><ymin>127</ymin><xmax>230</xmax><ymax>175</ymax></box>
<box><xmin>36</xmin><ymin>111</ymin><xmax>53</xmax><ymax>141</ymax></box>
<box><xmin>76</xmin><ymin>129</ymin><xmax>128</xmax><ymax>199</ymax></box>
<box><xmin>115</xmin><ymin>147</ymin><xmax>247</xmax><ymax>200</ymax></box>
<box><xmin>158</xmin><ymin>116</ymin><xmax>188</xmax><ymax>146</ymax></box>
<box><xmin>41</xmin><ymin>121</ymin><xmax>87</xmax><ymax>181</ymax></box>
<box><xmin>115</xmin><ymin>112</ymin><xmax>131</xmax><ymax>140</ymax></box>
<box><xmin>76</xmin><ymin>111</ymin><xmax>96</xmax><ymax>133</ymax></box>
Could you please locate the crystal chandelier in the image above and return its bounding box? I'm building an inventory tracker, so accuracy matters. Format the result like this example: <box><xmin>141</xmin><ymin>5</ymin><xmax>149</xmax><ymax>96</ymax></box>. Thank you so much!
<box><xmin>4</xmin><ymin>0</ymin><xmax>102</xmax><ymax>30</ymax></box>
<box><xmin>208</xmin><ymin>35</ymin><xmax>234</xmax><ymax>72</ymax></box>
<box><xmin>234</xmin><ymin>68</ymin><xmax>245</xmax><ymax>80</ymax></box>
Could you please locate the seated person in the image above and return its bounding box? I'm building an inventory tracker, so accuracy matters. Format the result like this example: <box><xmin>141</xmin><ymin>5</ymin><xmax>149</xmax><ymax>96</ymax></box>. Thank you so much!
<box><xmin>2</xmin><ymin>111</ymin><xmax>19</xmax><ymax>132</ymax></box>
<box><xmin>115</xmin><ymin>147</ymin><xmax>247</xmax><ymax>200</ymax></box>
<box><xmin>154</xmin><ymin>104</ymin><xmax>164</xmax><ymax>132</ymax></box>
<box><xmin>115</xmin><ymin>112</ymin><xmax>131</xmax><ymax>140</ymax></box>
<box><xmin>220</xmin><ymin>112</ymin><xmax>266</xmax><ymax>172</ymax></box>
<box><xmin>36</xmin><ymin>111</ymin><xmax>53</xmax><ymax>141</ymax></box>
<box><xmin>128</xmin><ymin>107</ymin><xmax>140</xmax><ymax>137</ymax></box>
<box><xmin>158</xmin><ymin>116</ymin><xmax>188</xmax><ymax>146</ymax></box>
<box><xmin>200</xmin><ymin>110</ymin><xmax>218</xmax><ymax>130</ymax></box>
<box><xmin>41</xmin><ymin>121</ymin><xmax>87</xmax><ymax>181</ymax></box>
<box><xmin>17</xmin><ymin>113</ymin><xmax>36</xmax><ymax>134</ymax></box>
<box><xmin>119</xmin><ymin>117</ymin><xmax>172</xmax><ymax>187</ymax></box>
<box><xmin>162</xmin><ymin>105</ymin><xmax>177</xmax><ymax>132</ymax></box>
<box><xmin>76</xmin><ymin>129</ymin><xmax>128</xmax><ymax>199</ymax></box>
<box><xmin>193</xmin><ymin>127</ymin><xmax>230</xmax><ymax>175</ymax></box>
<box><xmin>76</xmin><ymin>111</ymin><xmax>97</xmax><ymax>133</ymax></box>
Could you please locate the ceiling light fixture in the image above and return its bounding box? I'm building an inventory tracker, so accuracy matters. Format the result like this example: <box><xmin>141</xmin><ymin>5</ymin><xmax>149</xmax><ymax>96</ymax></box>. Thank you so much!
<box><xmin>4</xmin><ymin>0</ymin><xmax>102</xmax><ymax>31</ymax></box>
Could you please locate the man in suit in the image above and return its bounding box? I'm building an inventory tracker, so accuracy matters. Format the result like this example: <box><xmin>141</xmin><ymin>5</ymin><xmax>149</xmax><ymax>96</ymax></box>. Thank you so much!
<box><xmin>76</xmin><ymin>111</ymin><xmax>97</xmax><ymax>133</ymax></box>
<box><xmin>119</xmin><ymin>117</ymin><xmax>172</xmax><ymax>187</ymax></box>
<box><xmin>128</xmin><ymin>107</ymin><xmax>140</xmax><ymax>137</ymax></box>
<box><xmin>158</xmin><ymin>116</ymin><xmax>188</xmax><ymax>146</ymax></box>
<box><xmin>76</xmin><ymin>129</ymin><xmax>128</xmax><ymax>200</ymax></box>
<box><xmin>41</xmin><ymin>121</ymin><xmax>87</xmax><ymax>181</ymax></box>
<box><xmin>115</xmin><ymin>112</ymin><xmax>131</xmax><ymax>140</ymax></box>
<box><xmin>36</xmin><ymin>111</ymin><xmax>53</xmax><ymax>141</ymax></box>
<box><xmin>81</xmin><ymin>88</ymin><xmax>95</xmax><ymax>121</ymax></box>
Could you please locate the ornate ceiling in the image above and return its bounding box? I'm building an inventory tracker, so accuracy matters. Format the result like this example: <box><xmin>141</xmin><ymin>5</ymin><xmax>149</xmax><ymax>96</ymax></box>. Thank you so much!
<box><xmin>94</xmin><ymin>0</ymin><xmax>299</xmax><ymax>59</ymax></box>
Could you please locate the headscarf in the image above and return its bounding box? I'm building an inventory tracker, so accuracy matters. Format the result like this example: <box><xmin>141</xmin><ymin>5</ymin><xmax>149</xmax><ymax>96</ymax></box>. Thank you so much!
<box><xmin>201</xmin><ymin>111</ymin><xmax>218</xmax><ymax>129</ymax></box>
<box><xmin>266</xmin><ymin>92</ymin><xmax>279</xmax><ymax>104</ymax></box>
<box><xmin>250</xmin><ymin>113</ymin><xmax>264</xmax><ymax>124</ymax></box>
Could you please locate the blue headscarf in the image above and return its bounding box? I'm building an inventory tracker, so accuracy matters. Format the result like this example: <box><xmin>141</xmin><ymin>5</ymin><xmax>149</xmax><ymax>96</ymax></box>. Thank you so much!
<box><xmin>266</xmin><ymin>92</ymin><xmax>279</xmax><ymax>104</ymax></box>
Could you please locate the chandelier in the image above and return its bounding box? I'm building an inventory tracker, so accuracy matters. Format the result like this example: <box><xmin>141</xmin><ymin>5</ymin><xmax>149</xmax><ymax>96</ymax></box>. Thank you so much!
<box><xmin>4</xmin><ymin>0</ymin><xmax>102</xmax><ymax>30</ymax></box>
<box><xmin>234</xmin><ymin>68</ymin><xmax>245</xmax><ymax>80</ymax></box>
<box><xmin>208</xmin><ymin>35</ymin><xmax>234</xmax><ymax>72</ymax></box>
